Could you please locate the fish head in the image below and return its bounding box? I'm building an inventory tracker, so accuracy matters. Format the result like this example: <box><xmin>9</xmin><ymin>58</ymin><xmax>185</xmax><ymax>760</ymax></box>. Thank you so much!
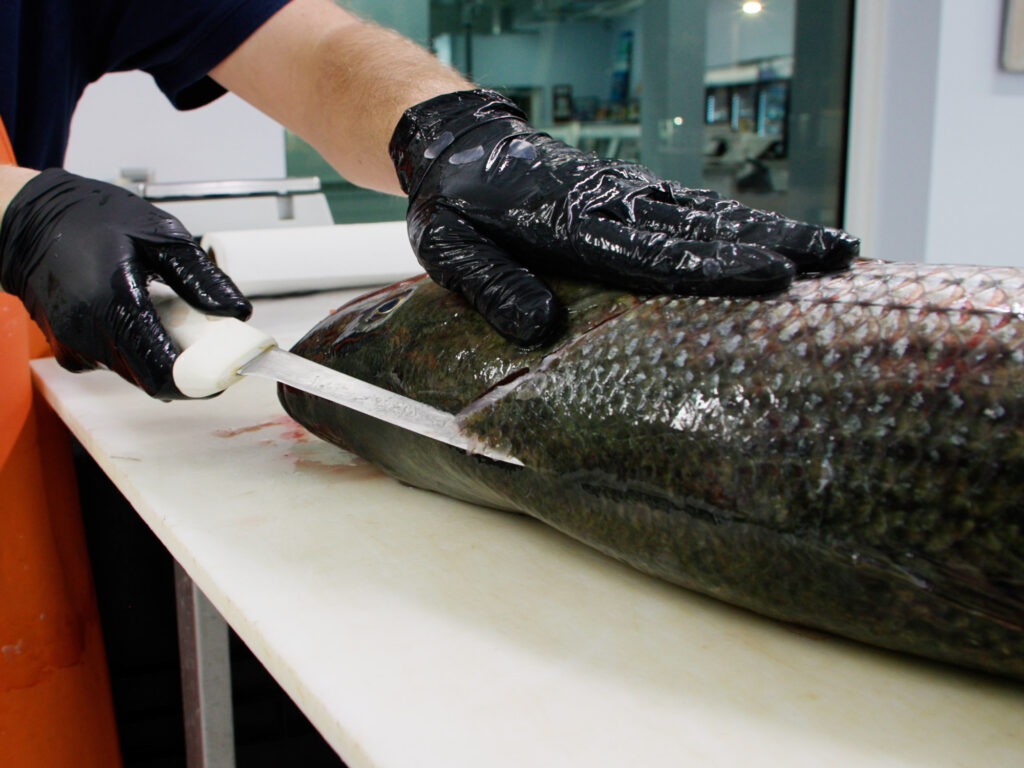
<box><xmin>291</xmin><ymin>274</ymin><xmax>642</xmax><ymax>412</ymax></box>
<box><xmin>322</xmin><ymin>275</ymin><xmax>426</xmax><ymax>339</ymax></box>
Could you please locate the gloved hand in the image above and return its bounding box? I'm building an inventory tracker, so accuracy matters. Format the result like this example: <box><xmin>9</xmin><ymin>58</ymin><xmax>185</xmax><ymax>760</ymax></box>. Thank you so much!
<box><xmin>390</xmin><ymin>89</ymin><xmax>859</xmax><ymax>347</ymax></box>
<box><xmin>0</xmin><ymin>169</ymin><xmax>251</xmax><ymax>399</ymax></box>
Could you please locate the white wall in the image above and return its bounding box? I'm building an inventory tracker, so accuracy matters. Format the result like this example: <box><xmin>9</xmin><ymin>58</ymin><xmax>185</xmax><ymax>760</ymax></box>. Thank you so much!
<box><xmin>63</xmin><ymin>0</ymin><xmax>432</xmax><ymax>186</ymax></box>
<box><xmin>846</xmin><ymin>0</ymin><xmax>1024</xmax><ymax>267</ymax></box>
<box><xmin>64</xmin><ymin>71</ymin><xmax>285</xmax><ymax>184</ymax></box>
<box><xmin>925</xmin><ymin>0</ymin><xmax>1024</xmax><ymax>266</ymax></box>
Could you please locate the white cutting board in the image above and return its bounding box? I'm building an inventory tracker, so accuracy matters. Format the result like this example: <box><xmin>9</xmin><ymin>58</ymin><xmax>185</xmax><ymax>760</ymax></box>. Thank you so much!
<box><xmin>31</xmin><ymin>289</ymin><xmax>1024</xmax><ymax>768</ymax></box>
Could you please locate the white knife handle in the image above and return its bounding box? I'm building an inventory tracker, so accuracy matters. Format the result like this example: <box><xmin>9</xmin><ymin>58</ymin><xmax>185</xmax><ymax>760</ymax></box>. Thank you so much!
<box><xmin>154</xmin><ymin>295</ymin><xmax>276</xmax><ymax>398</ymax></box>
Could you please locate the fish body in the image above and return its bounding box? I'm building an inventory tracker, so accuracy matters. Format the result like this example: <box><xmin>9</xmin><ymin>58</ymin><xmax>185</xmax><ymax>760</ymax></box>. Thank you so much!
<box><xmin>279</xmin><ymin>260</ymin><xmax>1024</xmax><ymax>679</ymax></box>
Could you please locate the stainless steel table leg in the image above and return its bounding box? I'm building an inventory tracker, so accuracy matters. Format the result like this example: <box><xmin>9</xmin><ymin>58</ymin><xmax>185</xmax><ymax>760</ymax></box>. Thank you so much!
<box><xmin>175</xmin><ymin>562</ymin><xmax>236</xmax><ymax>768</ymax></box>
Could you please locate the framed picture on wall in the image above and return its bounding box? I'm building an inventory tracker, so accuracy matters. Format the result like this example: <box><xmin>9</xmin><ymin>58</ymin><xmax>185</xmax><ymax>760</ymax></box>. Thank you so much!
<box><xmin>552</xmin><ymin>85</ymin><xmax>574</xmax><ymax>123</ymax></box>
<box><xmin>1003</xmin><ymin>0</ymin><xmax>1024</xmax><ymax>71</ymax></box>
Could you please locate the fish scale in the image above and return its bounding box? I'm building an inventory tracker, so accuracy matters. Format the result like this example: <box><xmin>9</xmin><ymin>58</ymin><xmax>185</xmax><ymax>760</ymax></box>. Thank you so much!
<box><xmin>280</xmin><ymin>259</ymin><xmax>1024</xmax><ymax>680</ymax></box>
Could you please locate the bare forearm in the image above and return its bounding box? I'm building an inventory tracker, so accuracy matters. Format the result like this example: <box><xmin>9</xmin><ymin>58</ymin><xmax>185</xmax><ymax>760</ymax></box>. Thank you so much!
<box><xmin>210</xmin><ymin>0</ymin><xmax>472</xmax><ymax>194</ymax></box>
<box><xmin>0</xmin><ymin>165</ymin><xmax>39</xmax><ymax>226</ymax></box>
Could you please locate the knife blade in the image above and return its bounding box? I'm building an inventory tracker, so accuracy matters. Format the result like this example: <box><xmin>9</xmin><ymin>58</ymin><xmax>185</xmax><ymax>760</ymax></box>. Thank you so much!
<box><xmin>155</xmin><ymin>295</ymin><xmax>523</xmax><ymax>466</ymax></box>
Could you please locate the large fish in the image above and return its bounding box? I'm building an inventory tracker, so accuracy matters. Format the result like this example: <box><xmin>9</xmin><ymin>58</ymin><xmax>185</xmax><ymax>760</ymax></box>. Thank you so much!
<box><xmin>278</xmin><ymin>259</ymin><xmax>1024</xmax><ymax>680</ymax></box>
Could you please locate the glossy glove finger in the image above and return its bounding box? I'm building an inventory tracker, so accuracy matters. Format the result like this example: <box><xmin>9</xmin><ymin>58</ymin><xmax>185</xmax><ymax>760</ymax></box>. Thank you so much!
<box><xmin>108</xmin><ymin>259</ymin><xmax>188</xmax><ymax>399</ymax></box>
<box><xmin>145</xmin><ymin>240</ymin><xmax>252</xmax><ymax>320</ymax></box>
<box><xmin>573</xmin><ymin>216</ymin><xmax>796</xmax><ymax>296</ymax></box>
<box><xmin>635</xmin><ymin>191</ymin><xmax>859</xmax><ymax>273</ymax></box>
<box><xmin>111</xmin><ymin>304</ymin><xmax>184</xmax><ymax>400</ymax></box>
<box><xmin>100</xmin><ymin>258</ymin><xmax>187</xmax><ymax>399</ymax></box>
<box><xmin>416</xmin><ymin>207</ymin><xmax>563</xmax><ymax>346</ymax></box>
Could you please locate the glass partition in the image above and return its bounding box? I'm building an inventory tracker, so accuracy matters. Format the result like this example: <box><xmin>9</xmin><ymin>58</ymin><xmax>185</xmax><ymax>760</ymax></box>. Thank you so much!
<box><xmin>288</xmin><ymin>0</ymin><xmax>854</xmax><ymax>228</ymax></box>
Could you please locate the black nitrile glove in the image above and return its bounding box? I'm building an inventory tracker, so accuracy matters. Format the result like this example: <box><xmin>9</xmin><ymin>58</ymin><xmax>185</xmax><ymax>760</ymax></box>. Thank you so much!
<box><xmin>0</xmin><ymin>168</ymin><xmax>251</xmax><ymax>399</ymax></box>
<box><xmin>390</xmin><ymin>89</ymin><xmax>859</xmax><ymax>347</ymax></box>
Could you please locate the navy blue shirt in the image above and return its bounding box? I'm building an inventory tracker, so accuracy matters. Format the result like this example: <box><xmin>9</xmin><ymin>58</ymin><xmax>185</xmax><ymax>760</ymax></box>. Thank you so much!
<box><xmin>1</xmin><ymin>0</ymin><xmax>293</xmax><ymax>169</ymax></box>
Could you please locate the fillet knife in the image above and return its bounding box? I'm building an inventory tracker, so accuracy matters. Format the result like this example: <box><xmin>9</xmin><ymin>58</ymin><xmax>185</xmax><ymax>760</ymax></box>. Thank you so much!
<box><xmin>156</xmin><ymin>296</ymin><xmax>523</xmax><ymax>466</ymax></box>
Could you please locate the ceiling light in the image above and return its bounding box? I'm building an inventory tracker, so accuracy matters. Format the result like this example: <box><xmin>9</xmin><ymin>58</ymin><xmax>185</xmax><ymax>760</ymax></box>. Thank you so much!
<box><xmin>742</xmin><ymin>1</ymin><xmax>763</xmax><ymax>14</ymax></box>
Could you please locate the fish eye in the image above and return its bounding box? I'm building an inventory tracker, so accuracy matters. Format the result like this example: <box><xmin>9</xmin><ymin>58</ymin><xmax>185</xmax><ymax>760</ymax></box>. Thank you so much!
<box><xmin>372</xmin><ymin>290</ymin><xmax>412</xmax><ymax>317</ymax></box>
<box><xmin>375</xmin><ymin>297</ymin><xmax>401</xmax><ymax>314</ymax></box>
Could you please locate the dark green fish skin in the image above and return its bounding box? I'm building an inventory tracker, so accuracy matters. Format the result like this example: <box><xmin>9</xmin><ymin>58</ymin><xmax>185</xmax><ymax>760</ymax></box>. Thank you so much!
<box><xmin>279</xmin><ymin>259</ymin><xmax>1024</xmax><ymax>680</ymax></box>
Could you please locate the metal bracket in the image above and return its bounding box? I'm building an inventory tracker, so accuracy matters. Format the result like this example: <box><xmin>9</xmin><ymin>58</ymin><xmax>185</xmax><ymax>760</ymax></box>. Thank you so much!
<box><xmin>175</xmin><ymin>562</ymin><xmax>236</xmax><ymax>768</ymax></box>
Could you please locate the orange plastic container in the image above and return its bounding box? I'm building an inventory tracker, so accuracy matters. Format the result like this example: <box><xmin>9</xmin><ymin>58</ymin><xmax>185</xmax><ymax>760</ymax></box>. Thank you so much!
<box><xmin>0</xmin><ymin>294</ymin><xmax>122</xmax><ymax>767</ymax></box>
